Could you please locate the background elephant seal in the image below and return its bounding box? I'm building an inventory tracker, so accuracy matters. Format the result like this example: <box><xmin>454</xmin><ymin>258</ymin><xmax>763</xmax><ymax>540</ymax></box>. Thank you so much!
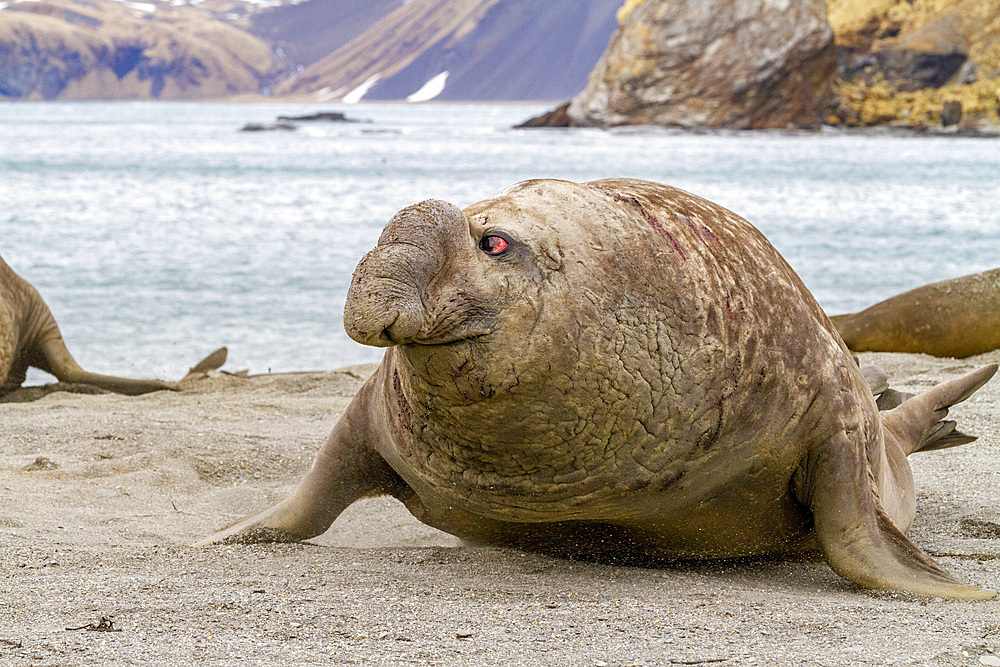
<box><xmin>1</xmin><ymin>254</ymin><xmax>178</xmax><ymax>396</ymax></box>
<box><xmin>831</xmin><ymin>268</ymin><xmax>1000</xmax><ymax>358</ymax></box>
<box><xmin>199</xmin><ymin>178</ymin><xmax>997</xmax><ymax>600</ymax></box>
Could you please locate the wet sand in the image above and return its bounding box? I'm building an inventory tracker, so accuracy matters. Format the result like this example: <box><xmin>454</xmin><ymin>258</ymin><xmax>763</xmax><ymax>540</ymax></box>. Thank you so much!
<box><xmin>2</xmin><ymin>352</ymin><xmax>999</xmax><ymax>666</ymax></box>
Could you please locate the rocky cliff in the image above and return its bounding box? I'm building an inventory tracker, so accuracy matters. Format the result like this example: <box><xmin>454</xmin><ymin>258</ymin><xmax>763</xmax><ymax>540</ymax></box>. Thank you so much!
<box><xmin>563</xmin><ymin>0</ymin><xmax>837</xmax><ymax>129</ymax></box>
<box><xmin>0</xmin><ymin>0</ymin><xmax>288</xmax><ymax>100</ymax></box>
<box><xmin>527</xmin><ymin>0</ymin><xmax>999</xmax><ymax>130</ymax></box>
<box><xmin>4</xmin><ymin>0</ymin><xmax>995</xmax><ymax>127</ymax></box>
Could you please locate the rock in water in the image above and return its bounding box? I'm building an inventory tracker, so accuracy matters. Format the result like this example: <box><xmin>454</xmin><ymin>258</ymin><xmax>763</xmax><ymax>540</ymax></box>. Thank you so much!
<box><xmin>567</xmin><ymin>0</ymin><xmax>837</xmax><ymax>129</ymax></box>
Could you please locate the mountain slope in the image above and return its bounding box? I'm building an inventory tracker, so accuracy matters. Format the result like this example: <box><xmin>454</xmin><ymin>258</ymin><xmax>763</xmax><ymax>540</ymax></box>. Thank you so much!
<box><xmin>0</xmin><ymin>0</ymin><xmax>620</xmax><ymax>102</ymax></box>
<box><xmin>248</xmin><ymin>0</ymin><xmax>404</xmax><ymax>68</ymax></box>
<box><xmin>0</xmin><ymin>0</ymin><xmax>287</xmax><ymax>100</ymax></box>
<box><xmin>277</xmin><ymin>0</ymin><xmax>621</xmax><ymax>102</ymax></box>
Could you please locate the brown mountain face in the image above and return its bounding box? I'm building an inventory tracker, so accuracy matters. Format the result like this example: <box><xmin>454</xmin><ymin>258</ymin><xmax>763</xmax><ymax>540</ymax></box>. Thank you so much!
<box><xmin>275</xmin><ymin>0</ymin><xmax>499</xmax><ymax>99</ymax></box>
<box><xmin>7</xmin><ymin>0</ymin><xmax>990</xmax><ymax>127</ymax></box>
<box><xmin>0</xmin><ymin>0</ymin><xmax>289</xmax><ymax>100</ymax></box>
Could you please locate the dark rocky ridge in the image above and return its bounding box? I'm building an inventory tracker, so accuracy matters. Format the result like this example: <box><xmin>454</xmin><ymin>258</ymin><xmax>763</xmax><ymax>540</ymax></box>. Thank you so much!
<box><xmin>523</xmin><ymin>0</ymin><xmax>1000</xmax><ymax>130</ymax></box>
<box><xmin>819</xmin><ymin>0</ymin><xmax>1000</xmax><ymax>128</ymax></box>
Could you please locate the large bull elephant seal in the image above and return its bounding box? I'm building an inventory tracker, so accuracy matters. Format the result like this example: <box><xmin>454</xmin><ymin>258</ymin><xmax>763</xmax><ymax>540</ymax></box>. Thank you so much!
<box><xmin>831</xmin><ymin>268</ymin><xmax>1000</xmax><ymax>358</ymax></box>
<box><xmin>199</xmin><ymin>179</ymin><xmax>997</xmax><ymax>599</ymax></box>
<box><xmin>1</xmin><ymin>255</ymin><xmax>177</xmax><ymax>396</ymax></box>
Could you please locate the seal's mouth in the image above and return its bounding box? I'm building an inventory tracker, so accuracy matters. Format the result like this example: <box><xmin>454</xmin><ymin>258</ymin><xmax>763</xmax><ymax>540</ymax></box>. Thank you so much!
<box><xmin>396</xmin><ymin>328</ymin><xmax>493</xmax><ymax>347</ymax></box>
<box><xmin>364</xmin><ymin>311</ymin><xmax>494</xmax><ymax>348</ymax></box>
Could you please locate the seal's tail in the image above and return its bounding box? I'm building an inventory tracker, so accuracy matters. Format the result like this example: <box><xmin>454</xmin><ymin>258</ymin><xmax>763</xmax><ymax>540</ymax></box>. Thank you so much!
<box><xmin>880</xmin><ymin>363</ymin><xmax>997</xmax><ymax>455</ymax></box>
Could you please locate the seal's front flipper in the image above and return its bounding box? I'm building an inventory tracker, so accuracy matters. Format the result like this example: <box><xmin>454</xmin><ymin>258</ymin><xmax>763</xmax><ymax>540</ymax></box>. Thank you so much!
<box><xmin>798</xmin><ymin>433</ymin><xmax>995</xmax><ymax>600</ymax></box>
<box><xmin>194</xmin><ymin>378</ymin><xmax>406</xmax><ymax>546</ymax></box>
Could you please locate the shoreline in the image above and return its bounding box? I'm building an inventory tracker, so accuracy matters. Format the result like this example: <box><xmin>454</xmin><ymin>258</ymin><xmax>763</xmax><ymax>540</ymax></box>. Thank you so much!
<box><xmin>2</xmin><ymin>99</ymin><xmax>998</xmax><ymax>138</ymax></box>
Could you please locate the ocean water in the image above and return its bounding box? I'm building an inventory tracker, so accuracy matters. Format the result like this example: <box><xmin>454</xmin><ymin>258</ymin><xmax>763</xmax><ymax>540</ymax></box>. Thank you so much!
<box><xmin>1</xmin><ymin>102</ymin><xmax>998</xmax><ymax>384</ymax></box>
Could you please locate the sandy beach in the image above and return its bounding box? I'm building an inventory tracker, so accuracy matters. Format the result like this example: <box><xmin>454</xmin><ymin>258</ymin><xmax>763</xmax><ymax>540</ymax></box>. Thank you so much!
<box><xmin>2</xmin><ymin>351</ymin><xmax>1000</xmax><ymax>666</ymax></box>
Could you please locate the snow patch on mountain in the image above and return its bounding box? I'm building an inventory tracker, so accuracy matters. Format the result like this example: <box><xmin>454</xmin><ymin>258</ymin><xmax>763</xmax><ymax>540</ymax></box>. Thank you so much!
<box><xmin>407</xmin><ymin>71</ymin><xmax>448</xmax><ymax>102</ymax></box>
<box><xmin>342</xmin><ymin>74</ymin><xmax>381</xmax><ymax>103</ymax></box>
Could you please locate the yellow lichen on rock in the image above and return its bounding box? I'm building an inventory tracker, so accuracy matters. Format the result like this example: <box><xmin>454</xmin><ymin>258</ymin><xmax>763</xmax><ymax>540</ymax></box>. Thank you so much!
<box><xmin>826</xmin><ymin>0</ymin><xmax>1000</xmax><ymax>128</ymax></box>
<box><xmin>828</xmin><ymin>0</ymin><xmax>1000</xmax><ymax>57</ymax></box>
<box><xmin>616</xmin><ymin>0</ymin><xmax>645</xmax><ymax>25</ymax></box>
<box><xmin>833</xmin><ymin>76</ymin><xmax>1000</xmax><ymax>127</ymax></box>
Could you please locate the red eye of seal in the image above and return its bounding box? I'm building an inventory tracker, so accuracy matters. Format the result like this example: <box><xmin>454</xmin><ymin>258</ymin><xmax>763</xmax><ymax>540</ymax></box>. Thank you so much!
<box><xmin>479</xmin><ymin>233</ymin><xmax>510</xmax><ymax>256</ymax></box>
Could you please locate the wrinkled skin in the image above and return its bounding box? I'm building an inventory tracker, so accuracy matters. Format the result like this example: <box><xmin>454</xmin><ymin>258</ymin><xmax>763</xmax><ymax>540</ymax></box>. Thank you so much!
<box><xmin>200</xmin><ymin>179</ymin><xmax>997</xmax><ymax>599</ymax></box>
<box><xmin>831</xmin><ymin>268</ymin><xmax>1000</xmax><ymax>358</ymax></box>
<box><xmin>0</xmin><ymin>255</ymin><xmax>177</xmax><ymax>396</ymax></box>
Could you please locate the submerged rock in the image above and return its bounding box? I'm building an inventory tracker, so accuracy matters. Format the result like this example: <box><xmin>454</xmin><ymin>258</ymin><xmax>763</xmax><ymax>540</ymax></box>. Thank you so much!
<box><xmin>564</xmin><ymin>0</ymin><xmax>837</xmax><ymax>129</ymax></box>
<box><xmin>276</xmin><ymin>112</ymin><xmax>354</xmax><ymax>122</ymax></box>
<box><xmin>240</xmin><ymin>122</ymin><xmax>297</xmax><ymax>132</ymax></box>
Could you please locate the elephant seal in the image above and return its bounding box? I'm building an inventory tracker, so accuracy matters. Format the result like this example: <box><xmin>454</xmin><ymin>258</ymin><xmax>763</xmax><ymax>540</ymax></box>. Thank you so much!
<box><xmin>199</xmin><ymin>179</ymin><xmax>997</xmax><ymax>599</ymax></box>
<box><xmin>1</xmin><ymin>254</ymin><xmax>177</xmax><ymax>396</ymax></box>
<box><xmin>831</xmin><ymin>268</ymin><xmax>1000</xmax><ymax>358</ymax></box>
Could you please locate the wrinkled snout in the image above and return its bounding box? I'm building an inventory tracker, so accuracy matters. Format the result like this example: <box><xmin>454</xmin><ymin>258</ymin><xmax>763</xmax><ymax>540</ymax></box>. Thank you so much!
<box><xmin>344</xmin><ymin>200</ymin><xmax>467</xmax><ymax>347</ymax></box>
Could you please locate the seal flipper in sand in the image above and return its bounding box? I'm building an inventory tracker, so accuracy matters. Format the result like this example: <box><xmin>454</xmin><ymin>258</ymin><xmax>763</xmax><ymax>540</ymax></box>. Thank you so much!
<box><xmin>1</xmin><ymin>254</ymin><xmax>176</xmax><ymax>397</ymax></box>
<box><xmin>799</xmin><ymin>364</ymin><xmax>997</xmax><ymax>599</ymax></box>
<box><xmin>193</xmin><ymin>377</ymin><xmax>409</xmax><ymax>545</ymax></box>
<box><xmin>856</xmin><ymin>359</ymin><xmax>916</xmax><ymax>411</ymax></box>
<box><xmin>26</xmin><ymin>321</ymin><xmax>178</xmax><ymax>396</ymax></box>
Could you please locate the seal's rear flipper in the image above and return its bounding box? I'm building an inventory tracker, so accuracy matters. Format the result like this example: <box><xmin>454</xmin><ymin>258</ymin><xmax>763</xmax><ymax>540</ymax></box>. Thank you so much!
<box><xmin>875</xmin><ymin>388</ymin><xmax>914</xmax><ymax>411</ymax></box>
<box><xmin>798</xmin><ymin>432</ymin><xmax>995</xmax><ymax>600</ymax></box>
<box><xmin>881</xmin><ymin>364</ymin><xmax>997</xmax><ymax>455</ymax></box>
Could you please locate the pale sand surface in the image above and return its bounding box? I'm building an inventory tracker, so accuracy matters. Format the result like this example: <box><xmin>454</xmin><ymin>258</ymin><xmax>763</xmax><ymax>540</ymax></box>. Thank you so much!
<box><xmin>2</xmin><ymin>352</ymin><xmax>1000</xmax><ymax>666</ymax></box>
